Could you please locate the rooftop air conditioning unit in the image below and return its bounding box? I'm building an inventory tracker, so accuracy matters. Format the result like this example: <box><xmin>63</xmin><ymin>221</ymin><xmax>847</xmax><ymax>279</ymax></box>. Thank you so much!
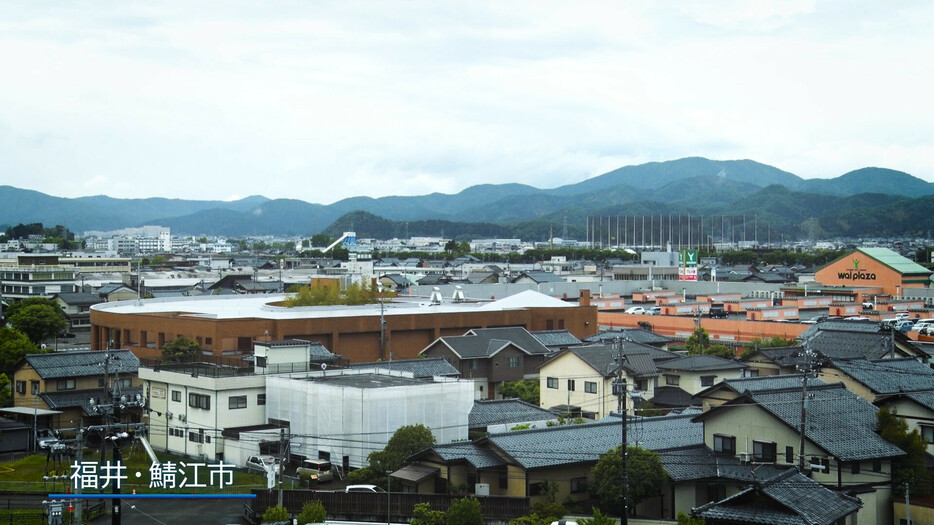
<box><xmin>178</xmin><ymin>414</ymin><xmax>187</xmax><ymax>422</ymax></box>
<box><xmin>739</xmin><ymin>453</ymin><xmax>752</xmax><ymax>464</ymax></box>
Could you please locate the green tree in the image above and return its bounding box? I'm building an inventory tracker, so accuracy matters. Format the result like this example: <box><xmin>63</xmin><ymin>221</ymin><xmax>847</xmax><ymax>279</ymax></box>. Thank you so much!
<box><xmin>878</xmin><ymin>407</ymin><xmax>932</xmax><ymax>497</ymax></box>
<box><xmin>508</xmin><ymin>501</ymin><xmax>566</xmax><ymax>525</ymax></box>
<box><xmin>498</xmin><ymin>380</ymin><xmax>540</xmax><ymax>405</ymax></box>
<box><xmin>684</xmin><ymin>327</ymin><xmax>711</xmax><ymax>354</ymax></box>
<box><xmin>0</xmin><ymin>327</ymin><xmax>42</xmax><ymax>377</ymax></box>
<box><xmin>0</xmin><ymin>373</ymin><xmax>12</xmax><ymax>407</ymax></box>
<box><xmin>310</xmin><ymin>234</ymin><xmax>333</xmax><ymax>248</ymax></box>
<box><xmin>703</xmin><ymin>344</ymin><xmax>735</xmax><ymax>359</ymax></box>
<box><xmin>284</xmin><ymin>280</ymin><xmax>378</xmax><ymax>307</ymax></box>
<box><xmin>579</xmin><ymin>507</ymin><xmax>615</xmax><ymax>525</ymax></box>
<box><xmin>296</xmin><ymin>500</ymin><xmax>327</xmax><ymax>524</ymax></box>
<box><xmin>7</xmin><ymin>303</ymin><xmax>67</xmax><ymax>346</ymax></box>
<box><xmin>161</xmin><ymin>337</ymin><xmax>202</xmax><ymax>363</ymax></box>
<box><xmin>591</xmin><ymin>446</ymin><xmax>666</xmax><ymax>516</ymax></box>
<box><xmin>262</xmin><ymin>504</ymin><xmax>290</xmax><ymax>523</ymax></box>
<box><xmin>676</xmin><ymin>512</ymin><xmax>706</xmax><ymax>525</ymax></box>
<box><xmin>410</xmin><ymin>502</ymin><xmax>445</xmax><ymax>525</ymax></box>
<box><xmin>445</xmin><ymin>496</ymin><xmax>483</xmax><ymax>525</ymax></box>
<box><xmin>352</xmin><ymin>424</ymin><xmax>437</xmax><ymax>489</ymax></box>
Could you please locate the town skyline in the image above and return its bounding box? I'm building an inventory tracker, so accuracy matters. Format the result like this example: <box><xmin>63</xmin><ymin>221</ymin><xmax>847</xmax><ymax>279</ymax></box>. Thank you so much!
<box><xmin>2</xmin><ymin>2</ymin><xmax>933</xmax><ymax>203</ymax></box>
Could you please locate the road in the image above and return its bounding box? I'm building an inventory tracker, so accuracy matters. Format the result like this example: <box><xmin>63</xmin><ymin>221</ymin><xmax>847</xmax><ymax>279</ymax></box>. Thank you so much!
<box><xmin>108</xmin><ymin>498</ymin><xmax>248</xmax><ymax>525</ymax></box>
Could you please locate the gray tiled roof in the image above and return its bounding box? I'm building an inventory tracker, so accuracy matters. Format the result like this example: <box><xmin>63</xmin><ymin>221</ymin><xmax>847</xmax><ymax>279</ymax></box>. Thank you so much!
<box><xmin>660</xmin><ymin>445</ymin><xmax>789</xmax><ymax>482</ymax></box>
<box><xmin>483</xmin><ymin>411</ymin><xmax>703</xmax><ymax>470</ymax></box>
<box><xmin>349</xmin><ymin>357</ymin><xmax>460</xmax><ymax>378</ymax></box>
<box><xmin>649</xmin><ymin>386</ymin><xmax>695</xmax><ymax>408</ymax></box>
<box><xmin>24</xmin><ymin>350</ymin><xmax>139</xmax><ymax>380</ymax></box>
<box><xmin>693</xmin><ymin>469</ymin><xmax>862</xmax><ymax>525</ymax></box>
<box><xmin>806</xmin><ymin>330</ymin><xmax>898</xmax><ymax>360</ymax></box>
<box><xmin>440</xmin><ymin>327</ymin><xmax>553</xmax><ymax>359</ymax></box>
<box><xmin>655</xmin><ymin>354</ymin><xmax>746</xmax><ymax>372</ymax></box>
<box><xmin>799</xmin><ymin>321</ymin><xmax>881</xmax><ymax>340</ymax></box>
<box><xmin>722</xmin><ymin>375</ymin><xmax>815</xmax><ymax>394</ymax></box>
<box><xmin>424</xmin><ymin>442</ymin><xmax>506</xmax><ymax>469</ymax></box>
<box><xmin>42</xmin><ymin>386</ymin><xmax>144</xmax><ymax>415</ymax></box>
<box><xmin>903</xmin><ymin>390</ymin><xmax>934</xmax><ymax>411</ymax></box>
<box><xmin>586</xmin><ymin>328</ymin><xmax>673</xmax><ymax>346</ymax></box>
<box><xmin>53</xmin><ymin>292</ymin><xmax>103</xmax><ymax>306</ymax></box>
<box><xmin>530</xmin><ymin>330</ymin><xmax>582</xmax><ymax>349</ymax></box>
<box><xmin>469</xmin><ymin>399</ymin><xmax>557</xmax><ymax>428</ymax></box>
<box><xmin>756</xmin><ymin>346</ymin><xmax>804</xmax><ymax>368</ymax></box>
<box><xmin>829</xmin><ymin>358</ymin><xmax>934</xmax><ymax>394</ymax></box>
<box><xmin>561</xmin><ymin>345</ymin><xmax>659</xmax><ymax>378</ymax></box>
<box><xmin>749</xmin><ymin>384</ymin><xmax>904</xmax><ymax>462</ymax></box>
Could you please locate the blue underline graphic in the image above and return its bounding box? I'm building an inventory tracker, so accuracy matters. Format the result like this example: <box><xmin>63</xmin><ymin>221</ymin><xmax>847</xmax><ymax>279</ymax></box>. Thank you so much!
<box><xmin>49</xmin><ymin>494</ymin><xmax>256</xmax><ymax>499</ymax></box>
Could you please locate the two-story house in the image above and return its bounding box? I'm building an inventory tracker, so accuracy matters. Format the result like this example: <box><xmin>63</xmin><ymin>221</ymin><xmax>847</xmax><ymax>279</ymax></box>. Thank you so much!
<box><xmin>692</xmin><ymin>382</ymin><xmax>904</xmax><ymax>525</ymax></box>
<box><xmin>11</xmin><ymin>349</ymin><xmax>141</xmax><ymax>429</ymax></box>
<box><xmin>419</xmin><ymin>327</ymin><xmax>556</xmax><ymax>399</ymax></box>
<box><xmin>537</xmin><ymin>342</ymin><xmax>672</xmax><ymax>419</ymax></box>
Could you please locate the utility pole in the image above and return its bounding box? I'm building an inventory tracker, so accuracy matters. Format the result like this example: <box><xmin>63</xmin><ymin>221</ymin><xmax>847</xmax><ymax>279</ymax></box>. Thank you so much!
<box><xmin>797</xmin><ymin>343</ymin><xmax>818</xmax><ymax>471</ymax></box>
<box><xmin>278</xmin><ymin>428</ymin><xmax>288</xmax><ymax>508</ymax></box>
<box><xmin>613</xmin><ymin>338</ymin><xmax>629</xmax><ymax>525</ymax></box>
<box><xmin>906</xmin><ymin>482</ymin><xmax>911</xmax><ymax>525</ymax></box>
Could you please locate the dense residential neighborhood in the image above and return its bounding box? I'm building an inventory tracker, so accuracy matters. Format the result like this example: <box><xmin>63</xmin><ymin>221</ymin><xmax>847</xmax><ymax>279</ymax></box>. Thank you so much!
<box><xmin>2</xmin><ymin>233</ymin><xmax>934</xmax><ymax>525</ymax></box>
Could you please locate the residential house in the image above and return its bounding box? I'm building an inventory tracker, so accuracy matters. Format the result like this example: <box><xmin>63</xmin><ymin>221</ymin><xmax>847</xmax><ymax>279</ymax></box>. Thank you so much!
<box><xmin>95</xmin><ymin>283</ymin><xmax>139</xmax><ymax>302</ymax></box>
<box><xmin>654</xmin><ymin>355</ymin><xmax>747</xmax><ymax>395</ymax></box>
<box><xmin>419</xmin><ymin>327</ymin><xmax>557</xmax><ymax>400</ymax></box>
<box><xmin>537</xmin><ymin>342</ymin><xmax>669</xmax><ymax>419</ymax></box>
<box><xmin>52</xmin><ymin>292</ymin><xmax>104</xmax><ymax>333</ymax></box>
<box><xmin>468</xmin><ymin>399</ymin><xmax>557</xmax><ymax>433</ymax></box>
<box><xmin>585</xmin><ymin>328</ymin><xmax>674</xmax><ymax>350</ymax></box>
<box><xmin>691</xmin><ymin>469</ymin><xmax>862</xmax><ymax>524</ymax></box>
<box><xmin>875</xmin><ymin>390</ymin><xmax>934</xmax><ymax>457</ymax></box>
<box><xmin>692</xmin><ymin>382</ymin><xmax>904</xmax><ymax>525</ymax></box>
<box><xmin>405</xmin><ymin>411</ymin><xmax>703</xmax><ymax>508</ymax></box>
<box><xmin>693</xmin><ymin>375</ymin><xmax>810</xmax><ymax>412</ymax></box>
<box><xmin>11</xmin><ymin>350</ymin><xmax>141</xmax><ymax>429</ymax></box>
<box><xmin>529</xmin><ymin>329</ymin><xmax>582</xmax><ymax>352</ymax></box>
<box><xmin>510</xmin><ymin>271</ymin><xmax>566</xmax><ymax>285</ymax></box>
<box><xmin>819</xmin><ymin>357</ymin><xmax>934</xmax><ymax>403</ymax></box>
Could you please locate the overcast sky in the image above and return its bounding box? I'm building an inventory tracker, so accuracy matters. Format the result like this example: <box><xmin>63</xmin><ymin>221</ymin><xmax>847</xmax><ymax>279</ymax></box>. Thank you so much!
<box><xmin>2</xmin><ymin>1</ymin><xmax>932</xmax><ymax>204</ymax></box>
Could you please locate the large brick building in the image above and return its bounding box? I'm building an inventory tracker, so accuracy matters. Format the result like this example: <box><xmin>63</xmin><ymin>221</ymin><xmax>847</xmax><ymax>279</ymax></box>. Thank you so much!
<box><xmin>815</xmin><ymin>247</ymin><xmax>932</xmax><ymax>297</ymax></box>
<box><xmin>90</xmin><ymin>290</ymin><xmax>598</xmax><ymax>363</ymax></box>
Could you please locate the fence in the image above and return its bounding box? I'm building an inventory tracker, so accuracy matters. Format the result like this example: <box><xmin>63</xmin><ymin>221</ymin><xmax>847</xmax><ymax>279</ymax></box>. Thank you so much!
<box><xmin>251</xmin><ymin>489</ymin><xmax>529</xmax><ymax>522</ymax></box>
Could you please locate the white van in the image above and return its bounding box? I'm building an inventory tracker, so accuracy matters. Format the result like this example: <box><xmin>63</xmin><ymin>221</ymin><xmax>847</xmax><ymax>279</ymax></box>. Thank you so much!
<box><xmin>911</xmin><ymin>319</ymin><xmax>934</xmax><ymax>332</ymax></box>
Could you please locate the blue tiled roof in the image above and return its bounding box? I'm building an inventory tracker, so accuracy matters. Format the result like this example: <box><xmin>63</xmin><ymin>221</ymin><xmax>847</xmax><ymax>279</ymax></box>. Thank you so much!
<box><xmin>693</xmin><ymin>469</ymin><xmax>862</xmax><ymax>525</ymax></box>
<box><xmin>426</xmin><ymin>442</ymin><xmax>506</xmax><ymax>469</ymax></box>
<box><xmin>660</xmin><ymin>445</ymin><xmax>789</xmax><ymax>482</ymax></box>
<box><xmin>469</xmin><ymin>399</ymin><xmax>557</xmax><ymax>428</ymax></box>
<box><xmin>530</xmin><ymin>330</ymin><xmax>582</xmax><ymax>348</ymax></box>
<box><xmin>349</xmin><ymin>357</ymin><xmax>459</xmax><ymax>378</ymax></box>
<box><xmin>656</xmin><ymin>354</ymin><xmax>746</xmax><ymax>372</ymax></box>
<box><xmin>24</xmin><ymin>350</ymin><xmax>139</xmax><ymax>380</ymax></box>
<box><xmin>830</xmin><ymin>358</ymin><xmax>934</xmax><ymax>394</ymax></box>
<box><xmin>749</xmin><ymin>384</ymin><xmax>904</xmax><ymax>462</ymax></box>
<box><xmin>483</xmin><ymin>411</ymin><xmax>703</xmax><ymax>470</ymax></box>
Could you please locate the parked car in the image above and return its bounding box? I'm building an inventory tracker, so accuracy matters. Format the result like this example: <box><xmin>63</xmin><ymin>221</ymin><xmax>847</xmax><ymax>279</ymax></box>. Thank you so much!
<box><xmin>245</xmin><ymin>455</ymin><xmax>282</xmax><ymax>474</ymax></box>
<box><xmin>37</xmin><ymin>428</ymin><xmax>61</xmax><ymax>449</ymax></box>
<box><xmin>624</xmin><ymin>306</ymin><xmax>646</xmax><ymax>315</ymax></box>
<box><xmin>895</xmin><ymin>320</ymin><xmax>915</xmax><ymax>333</ymax></box>
<box><xmin>801</xmin><ymin>315</ymin><xmax>827</xmax><ymax>325</ymax></box>
<box><xmin>708</xmin><ymin>304</ymin><xmax>728</xmax><ymax>319</ymax></box>
<box><xmin>910</xmin><ymin>319</ymin><xmax>934</xmax><ymax>333</ymax></box>
<box><xmin>296</xmin><ymin>458</ymin><xmax>334</xmax><ymax>483</ymax></box>
<box><xmin>646</xmin><ymin>306</ymin><xmax>662</xmax><ymax>316</ymax></box>
<box><xmin>345</xmin><ymin>484</ymin><xmax>385</xmax><ymax>493</ymax></box>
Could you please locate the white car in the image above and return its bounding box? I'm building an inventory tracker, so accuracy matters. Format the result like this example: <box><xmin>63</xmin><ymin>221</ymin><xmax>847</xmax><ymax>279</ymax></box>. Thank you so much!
<box><xmin>345</xmin><ymin>484</ymin><xmax>385</xmax><ymax>493</ymax></box>
<box><xmin>245</xmin><ymin>455</ymin><xmax>282</xmax><ymax>474</ymax></box>
<box><xmin>646</xmin><ymin>306</ymin><xmax>662</xmax><ymax>316</ymax></box>
<box><xmin>624</xmin><ymin>306</ymin><xmax>646</xmax><ymax>315</ymax></box>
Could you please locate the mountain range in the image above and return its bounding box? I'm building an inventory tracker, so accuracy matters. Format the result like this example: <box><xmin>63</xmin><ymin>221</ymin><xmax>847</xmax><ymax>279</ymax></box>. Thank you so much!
<box><xmin>2</xmin><ymin>157</ymin><xmax>933</xmax><ymax>242</ymax></box>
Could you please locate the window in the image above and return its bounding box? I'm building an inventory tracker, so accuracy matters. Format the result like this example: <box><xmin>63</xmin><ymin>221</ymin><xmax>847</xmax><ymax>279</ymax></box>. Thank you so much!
<box><xmin>189</xmin><ymin>393</ymin><xmax>210</xmax><ymax>410</ymax></box>
<box><xmin>170</xmin><ymin>428</ymin><xmax>184</xmax><ymax>437</ymax></box>
<box><xmin>706</xmin><ymin>484</ymin><xmax>726</xmax><ymax>503</ymax></box>
<box><xmin>56</xmin><ymin>379</ymin><xmax>76</xmax><ymax>390</ymax></box>
<box><xmin>255</xmin><ymin>355</ymin><xmax>267</xmax><ymax>368</ymax></box>
<box><xmin>15</xmin><ymin>381</ymin><xmax>25</xmax><ymax>394</ymax></box>
<box><xmin>785</xmin><ymin>446</ymin><xmax>794</xmax><ymax>464</ymax></box>
<box><xmin>546</xmin><ymin>377</ymin><xmax>558</xmax><ymax>389</ymax></box>
<box><xmin>811</xmin><ymin>457</ymin><xmax>831</xmax><ymax>474</ymax></box>
<box><xmin>747</xmin><ymin>369</ymin><xmax>759</xmax><ymax>377</ymax></box>
<box><xmin>753</xmin><ymin>441</ymin><xmax>776</xmax><ymax>462</ymax></box>
<box><xmin>189</xmin><ymin>430</ymin><xmax>205</xmax><ymax>443</ymax></box>
<box><xmin>700</xmin><ymin>375</ymin><xmax>716</xmax><ymax>388</ymax></box>
<box><xmin>172</xmin><ymin>390</ymin><xmax>181</xmax><ymax>402</ymax></box>
<box><xmin>713</xmin><ymin>434</ymin><xmax>735</xmax><ymax>455</ymax></box>
<box><xmin>229</xmin><ymin>396</ymin><xmax>247</xmax><ymax>409</ymax></box>
<box><xmin>851</xmin><ymin>461</ymin><xmax>861</xmax><ymax>475</ymax></box>
<box><xmin>585</xmin><ymin>381</ymin><xmax>597</xmax><ymax>394</ymax></box>
<box><xmin>529</xmin><ymin>482</ymin><xmax>549</xmax><ymax>496</ymax></box>
<box><xmin>567</xmin><ymin>379</ymin><xmax>576</xmax><ymax>391</ymax></box>
<box><xmin>118</xmin><ymin>378</ymin><xmax>132</xmax><ymax>388</ymax></box>
<box><xmin>872</xmin><ymin>459</ymin><xmax>882</xmax><ymax>472</ymax></box>
<box><xmin>665</xmin><ymin>375</ymin><xmax>680</xmax><ymax>386</ymax></box>
<box><xmin>570</xmin><ymin>477</ymin><xmax>587</xmax><ymax>493</ymax></box>
<box><xmin>507</xmin><ymin>357</ymin><xmax>520</xmax><ymax>368</ymax></box>
<box><xmin>498</xmin><ymin>467</ymin><xmax>508</xmax><ymax>489</ymax></box>
<box><xmin>921</xmin><ymin>425</ymin><xmax>934</xmax><ymax>444</ymax></box>
<box><xmin>31</xmin><ymin>381</ymin><xmax>39</xmax><ymax>395</ymax></box>
<box><xmin>258</xmin><ymin>394</ymin><xmax>266</xmax><ymax>406</ymax></box>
